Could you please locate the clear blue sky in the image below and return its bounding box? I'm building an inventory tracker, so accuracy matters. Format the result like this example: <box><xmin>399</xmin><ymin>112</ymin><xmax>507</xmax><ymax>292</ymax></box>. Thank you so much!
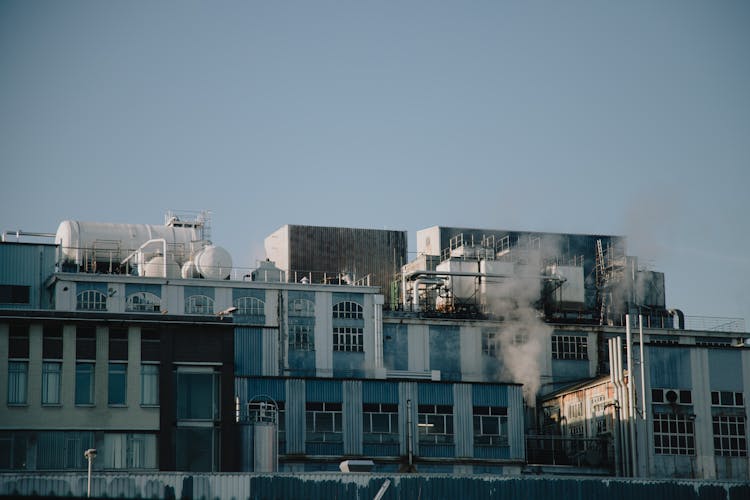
<box><xmin>1</xmin><ymin>1</ymin><xmax>748</xmax><ymax>328</ymax></box>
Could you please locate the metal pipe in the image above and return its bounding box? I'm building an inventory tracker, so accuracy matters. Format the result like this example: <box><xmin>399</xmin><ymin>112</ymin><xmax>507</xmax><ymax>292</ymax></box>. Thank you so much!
<box><xmin>607</xmin><ymin>339</ymin><xmax>621</xmax><ymax>477</ymax></box>
<box><xmin>406</xmin><ymin>399</ymin><xmax>413</xmax><ymax>468</ymax></box>
<box><xmin>2</xmin><ymin>230</ymin><xmax>56</xmax><ymax>242</ymax></box>
<box><xmin>639</xmin><ymin>315</ymin><xmax>646</xmax><ymax>421</ymax></box>
<box><xmin>626</xmin><ymin>315</ymin><xmax>637</xmax><ymax>476</ymax></box>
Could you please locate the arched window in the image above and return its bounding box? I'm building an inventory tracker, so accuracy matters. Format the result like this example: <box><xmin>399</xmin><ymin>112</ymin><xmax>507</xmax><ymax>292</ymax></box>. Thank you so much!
<box><xmin>289</xmin><ymin>298</ymin><xmax>315</xmax><ymax>317</ymax></box>
<box><xmin>126</xmin><ymin>292</ymin><xmax>161</xmax><ymax>313</ymax></box>
<box><xmin>234</xmin><ymin>296</ymin><xmax>265</xmax><ymax>316</ymax></box>
<box><xmin>333</xmin><ymin>301</ymin><xmax>363</xmax><ymax>319</ymax></box>
<box><xmin>77</xmin><ymin>290</ymin><xmax>107</xmax><ymax>311</ymax></box>
<box><xmin>185</xmin><ymin>295</ymin><xmax>214</xmax><ymax>315</ymax></box>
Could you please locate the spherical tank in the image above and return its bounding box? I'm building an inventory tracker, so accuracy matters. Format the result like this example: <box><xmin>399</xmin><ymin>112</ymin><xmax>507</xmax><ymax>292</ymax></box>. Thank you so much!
<box><xmin>194</xmin><ymin>245</ymin><xmax>233</xmax><ymax>280</ymax></box>
<box><xmin>141</xmin><ymin>256</ymin><xmax>181</xmax><ymax>279</ymax></box>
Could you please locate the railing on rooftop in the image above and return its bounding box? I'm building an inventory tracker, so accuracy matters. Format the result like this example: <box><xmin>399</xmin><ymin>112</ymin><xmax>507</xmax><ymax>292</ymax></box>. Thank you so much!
<box><xmin>683</xmin><ymin>315</ymin><xmax>746</xmax><ymax>333</ymax></box>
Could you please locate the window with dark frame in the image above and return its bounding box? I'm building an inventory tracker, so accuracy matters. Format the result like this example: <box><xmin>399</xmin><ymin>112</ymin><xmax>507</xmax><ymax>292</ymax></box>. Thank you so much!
<box><xmin>363</xmin><ymin>403</ymin><xmax>399</xmax><ymax>444</ymax></box>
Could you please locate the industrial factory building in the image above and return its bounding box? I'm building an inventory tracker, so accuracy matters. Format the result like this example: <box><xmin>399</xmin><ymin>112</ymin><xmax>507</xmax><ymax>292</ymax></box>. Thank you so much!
<box><xmin>0</xmin><ymin>215</ymin><xmax>748</xmax><ymax>482</ymax></box>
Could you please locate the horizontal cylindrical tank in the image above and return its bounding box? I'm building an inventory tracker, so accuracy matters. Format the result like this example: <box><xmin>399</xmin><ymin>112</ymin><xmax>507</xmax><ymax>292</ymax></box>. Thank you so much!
<box><xmin>55</xmin><ymin>220</ymin><xmax>202</xmax><ymax>266</ymax></box>
<box><xmin>141</xmin><ymin>255</ymin><xmax>181</xmax><ymax>279</ymax></box>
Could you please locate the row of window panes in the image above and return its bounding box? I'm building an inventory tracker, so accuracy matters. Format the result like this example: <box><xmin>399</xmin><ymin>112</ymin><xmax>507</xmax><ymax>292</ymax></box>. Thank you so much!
<box><xmin>481</xmin><ymin>330</ymin><xmax>498</xmax><ymax>357</ymax></box>
<box><xmin>713</xmin><ymin>416</ymin><xmax>747</xmax><ymax>456</ymax></box>
<box><xmin>306</xmin><ymin>402</ymin><xmax>343</xmax><ymax>442</ymax></box>
<box><xmin>551</xmin><ymin>335</ymin><xmax>588</xmax><ymax>360</ymax></box>
<box><xmin>418</xmin><ymin>404</ymin><xmax>454</xmax><ymax>444</ymax></box>
<box><xmin>473</xmin><ymin>406</ymin><xmax>508</xmax><ymax>446</ymax></box>
<box><xmin>653</xmin><ymin>413</ymin><xmax>695</xmax><ymax>455</ymax></box>
<box><xmin>332</xmin><ymin>301</ymin><xmax>363</xmax><ymax>319</ymax></box>
<box><xmin>711</xmin><ymin>391</ymin><xmax>744</xmax><ymax>407</ymax></box>
<box><xmin>6</xmin><ymin>361</ymin><xmax>158</xmax><ymax>406</ymax></box>
<box><xmin>0</xmin><ymin>431</ymin><xmax>157</xmax><ymax>471</ymax></box>
<box><xmin>363</xmin><ymin>403</ymin><xmax>399</xmax><ymax>443</ymax></box>
<box><xmin>333</xmin><ymin>327</ymin><xmax>364</xmax><ymax>352</ymax></box>
<box><xmin>289</xmin><ymin>324</ymin><xmax>314</xmax><ymax>351</ymax></box>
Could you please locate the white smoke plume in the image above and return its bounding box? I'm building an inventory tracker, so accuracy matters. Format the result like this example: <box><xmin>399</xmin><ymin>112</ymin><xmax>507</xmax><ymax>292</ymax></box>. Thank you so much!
<box><xmin>485</xmin><ymin>248</ymin><xmax>552</xmax><ymax>405</ymax></box>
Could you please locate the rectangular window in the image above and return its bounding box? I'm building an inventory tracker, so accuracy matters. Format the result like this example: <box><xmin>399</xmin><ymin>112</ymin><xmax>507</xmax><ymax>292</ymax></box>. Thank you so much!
<box><xmin>176</xmin><ymin>370</ymin><xmax>220</xmax><ymax>420</ymax></box>
<box><xmin>362</xmin><ymin>403</ymin><xmax>399</xmax><ymax>444</ymax></box>
<box><xmin>9</xmin><ymin>325</ymin><xmax>30</xmax><ymax>358</ymax></box>
<box><xmin>481</xmin><ymin>329</ymin><xmax>498</xmax><ymax>357</ymax></box>
<box><xmin>551</xmin><ymin>335</ymin><xmax>588</xmax><ymax>360</ymax></box>
<box><xmin>109</xmin><ymin>328</ymin><xmax>128</xmax><ymax>361</ymax></box>
<box><xmin>43</xmin><ymin>325</ymin><xmax>63</xmax><ymax>359</ymax></box>
<box><xmin>0</xmin><ymin>431</ymin><xmax>28</xmax><ymax>470</ymax></box>
<box><xmin>102</xmin><ymin>433</ymin><xmax>157</xmax><ymax>469</ymax></box>
<box><xmin>289</xmin><ymin>322</ymin><xmax>314</xmax><ymax>351</ymax></box>
<box><xmin>41</xmin><ymin>362</ymin><xmax>61</xmax><ymax>405</ymax></box>
<box><xmin>713</xmin><ymin>416</ymin><xmax>747</xmax><ymax>457</ymax></box>
<box><xmin>175</xmin><ymin>427</ymin><xmax>218</xmax><ymax>472</ymax></box>
<box><xmin>140</xmin><ymin>328</ymin><xmax>160</xmax><ymax>362</ymax></box>
<box><xmin>0</xmin><ymin>285</ymin><xmax>30</xmax><ymax>304</ymax></box>
<box><xmin>473</xmin><ymin>406</ymin><xmax>508</xmax><ymax>446</ymax></box>
<box><xmin>653</xmin><ymin>412</ymin><xmax>695</xmax><ymax>455</ymax></box>
<box><xmin>418</xmin><ymin>404</ymin><xmax>454</xmax><ymax>445</ymax></box>
<box><xmin>141</xmin><ymin>364</ymin><xmax>159</xmax><ymax>406</ymax></box>
<box><xmin>75</xmin><ymin>363</ymin><xmax>95</xmax><ymax>405</ymax></box>
<box><xmin>333</xmin><ymin>327</ymin><xmax>363</xmax><ymax>352</ymax></box>
<box><xmin>108</xmin><ymin>363</ymin><xmax>127</xmax><ymax>406</ymax></box>
<box><xmin>711</xmin><ymin>391</ymin><xmax>744</xmax><ymax>407</ymax></box>
<box><xmin>76</xmin><ymin>326</ymin><xmax>97</xmax><ymax>360</ymax></box>
<box><xmin>7</xmin><ymin>361</ymin><xmax>28</xmax><ymax>405</ymax></box>
<box><xmin>305</xmin><ymin>402</ymin><xmax>343</xmax><ymax>442</ymax></box>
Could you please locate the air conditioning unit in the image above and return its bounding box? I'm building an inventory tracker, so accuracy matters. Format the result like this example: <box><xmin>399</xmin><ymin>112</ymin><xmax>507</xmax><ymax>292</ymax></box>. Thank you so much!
<box><xmin>652</xmin><ymin>388</ymin><xmax>692</xmax><ymax>405</ymax></box>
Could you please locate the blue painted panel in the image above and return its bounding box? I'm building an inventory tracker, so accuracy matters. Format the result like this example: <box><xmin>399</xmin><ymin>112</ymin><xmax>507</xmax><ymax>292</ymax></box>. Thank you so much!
<box><xmin>429</xmin><ymin>325</ymin><xmax>461</xmax><ymax>379</ymax></box>
<box><xmin>244</xmin><ymin>377</ymin><xmax>286</xmax><ymax>401</ymax></box>
<box><xmin>363</xmin><ymin>381</ymin><xmax>399</xmax><ymax>403</ymax></box>
<box><xmin>288</xmin><ymin>290</ymin><xmax>315</xmax><ymax>302</ymax></box>
<box><xmin>183</xmin><ymin>285</ymin><xmax>215</xmax><ymax>298</ymax></box>
<box><xmin>418</xmin><ymin>383</ymin><xmax>453</xmax><ymax>404</ymax></box>
<box><xmin>305</xmin><ymin>442</ymin><xmax>343</xmax><ymax>456</ymax></box>
<box><xmin>0</xmin><ymin>243</ymin><xmax>57</xmax><ymax>309</ymax></box>
<box><xmin>418</xmin><ymin>444</ymin><xmax>455</xmax><ymax>457</ymax></box>
<box><xmin>474</xmin><ymin>445</ymin><xmax>510</xmax><ymax>459</ymax></box>
<box><xmin>124</xmin><ymin>283</ymin><xmax>161</xmax><ymax>297</ymax></box>
<box><xmin>383</xmin><ymin>323</ymin><xmax>408</xmax><ymax>371</ymax></box>
<box><xmin>77</xmin><ymin>282</ymin><xmax>108</xmax><ymax>293</ymax></box>
<box><xmin>232</xmin><ymin>288</ymin><xmax>265</xmax><ymax>300</ymax></box>
<box><xmin>482</xmin><ymin>355</ymin><xmax>503</xmax><ymax>381</ymax></box>
<box><xmin>305</xmin><ymin>379</ymin><xmax>342</xmax><ymax>402</ymax></box>
<box><xmin>288</xmin><ymin>350</ymin><xmax>316</xmax><ymax>377</ymax></box>
<box><xmin>472</xmin><ymin>384</ymin><xmax>508</xmax><ymax>407</ymax></box>
<box><xmin>709</xmin><ymin>350</ymin><xmax>743</xmax><ymax>391</ymax></box>
<box><xmin>332</xmin><ymin>352</ymin><xmax>365</xmax><ymax>377</ymax></box>
<box><xmin>363</xmin><ymin>443</ymin><xmax>400</xmax><ymax>456</ymax></box>
<box><xmin>234</xmin><ymin>328</ymin><xmax>262</xmax><ymax>376</ymax></box>
<box><xmin>332</xmin><ymin>292</ymin><xmax>363</xmax><ymax>304</ymax></box>
<box><xmin>650</xmin><ymin>347</ymin><xmax>692</xmax><ymax>389</ymax></box>
<box><xmin>551</xmin><ymin>359</ymin><xmax>589</xmax><ymax>381</ymax></box>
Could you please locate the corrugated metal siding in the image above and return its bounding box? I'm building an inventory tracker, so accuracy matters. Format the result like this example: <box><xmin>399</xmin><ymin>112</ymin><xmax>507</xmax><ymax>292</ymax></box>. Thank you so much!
<box><xmin>285</xmin><ymin>379</ymin><xmax>305</xmax><ymax>454</ymax></box>
<box><xmin>418</xmin><ymin>382</ymin><xmax>453</xmax><ymax>404</ymax></box>
<box><xmin>363</xmin><ymin>380</ymin><xmax>399</xmax><ymax>403</ymax></box>
<box><xmin>399</xmin><ymin>382</ymin><xmax>418</xmax><ymax>456</ymax></box>
<box><xmin>261</xmin><ymin>328</ymin><xmax>278</xmax><ymax>376</ymax></box>
<box><xmin>454</xmin><ymin>384</ymin><xmax>473</xmax><ymax>458</ymax></box>
<box><xmin>508</xmin><ymin>385</ymin><xmax>525</xmax><ymax>460</ymax></box>
<box><xmin>342</xmin><ymin>380</ymin><xmax>363</xmax><ymax>456</ymax></box>
<box><xmin>2</xmin><ymin>472</ymin><xmax>749</xmax><ymax>499</ymax></box>
<box><xmin>234</xmin><ymin>327</ymin><xmax>262</xmax><ymax>376</ymax></box>
<box><xmin>419</xmin><ymin>444</ymin><xmax>456</xmax><ymax>457</ymax></box>
<box><xmin>0</xmin><ymin>243</ymin><xmax>57</xmax><ymax>310</ymax></box>
<box><xmin>650</xmin><ymin>347</ymin><xmax>692</xmax><ymax>388</ymax></box>
<box><xmin>472</xmin><ymin>383</ymin><xmax>509</xmax><ymax>406</ymax></box>
<box><xmin>288</xmin><ymin>225</ymin><xmax>407</xmax><ymax>305</ymax></box>
<box><xmin>305</xmin><ymin>379</ymin><xmax>342</xmax><ymax>402</ymax></box>
<box><xmin>245</xmin><ymin>378</ymin><xmax>286</xmax><ymax>401</ymax></box>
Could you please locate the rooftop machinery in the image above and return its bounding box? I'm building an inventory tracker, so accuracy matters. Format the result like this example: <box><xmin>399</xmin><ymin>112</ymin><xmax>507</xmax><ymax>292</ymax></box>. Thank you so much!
<box><xmin>54</xmin><ymin>211</ymin><xmax>233</xmax><ymax>280</ymax></box>
<box><xmin>400</xmin><ymin>233</ymin><xmax>584</xmax><ymax>317</ymax></box>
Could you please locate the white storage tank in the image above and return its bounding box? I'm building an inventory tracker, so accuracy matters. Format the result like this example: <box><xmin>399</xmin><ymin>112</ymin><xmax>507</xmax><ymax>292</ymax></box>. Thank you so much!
<box><xmin>55</xmin><ymin>220</ymin><xmax>201</xmax><ymax>267</ymax></box>
<box><xmin>193</xmin><ymin>245</ymin><xmax>233</xmax><ymax>280</ymax></box>
<box><xmin>141</xmin><ymin>255</ymin><xmax>181</xmax><ymax>279</ymax></box>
